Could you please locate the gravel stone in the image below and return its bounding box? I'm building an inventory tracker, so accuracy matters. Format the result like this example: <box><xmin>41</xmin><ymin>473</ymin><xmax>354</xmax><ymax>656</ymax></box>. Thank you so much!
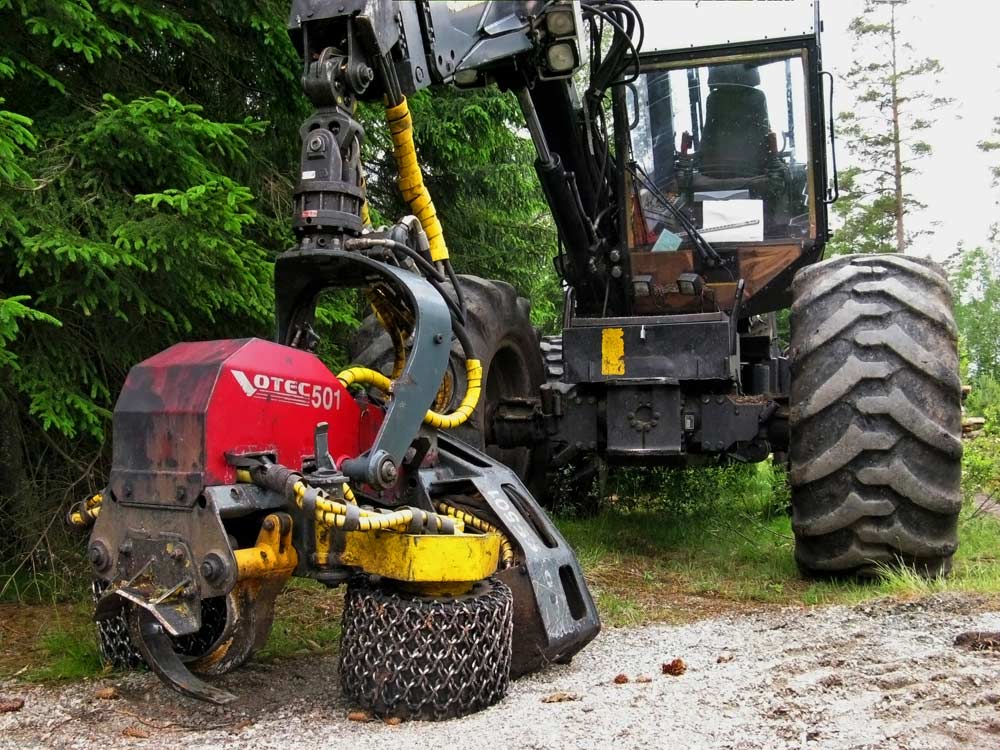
<box><xmin>3</xmin><ymin>594</ymin><xmax>1000</xmax><ymax>749</ymax></box>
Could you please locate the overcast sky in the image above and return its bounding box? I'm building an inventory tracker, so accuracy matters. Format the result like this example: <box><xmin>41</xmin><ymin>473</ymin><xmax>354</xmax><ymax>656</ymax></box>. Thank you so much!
<box><xmin>822</xmin><ymin>0</ymin><xmax>999</xmax><ymax>260</ymax></box>
<box><xmin>636</xmin><ymin>0</ymin><xmax>1000</xmax><ymax>260</ymax></box>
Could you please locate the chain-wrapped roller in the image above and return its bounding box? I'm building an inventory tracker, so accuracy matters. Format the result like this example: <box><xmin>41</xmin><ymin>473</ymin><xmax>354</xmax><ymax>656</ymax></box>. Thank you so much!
<box><xmin>339</xmin><ymin>577</ymin><xmax>513</xmax><ymax>720</ymax></box>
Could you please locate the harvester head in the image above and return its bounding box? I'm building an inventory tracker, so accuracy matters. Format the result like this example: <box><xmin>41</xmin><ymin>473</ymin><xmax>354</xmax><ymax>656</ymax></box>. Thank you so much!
<box><xmin>77</xmin><ymin>335</ymin><xmax>598</xmax><ymax>714</ymax></box>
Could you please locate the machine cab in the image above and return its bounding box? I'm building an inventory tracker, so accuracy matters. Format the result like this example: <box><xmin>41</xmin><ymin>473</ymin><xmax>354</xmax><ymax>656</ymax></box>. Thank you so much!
<box><xmin>616</xmin><ymin>1</ymin><xmax>832</xmax><ymax>317</ymax></box>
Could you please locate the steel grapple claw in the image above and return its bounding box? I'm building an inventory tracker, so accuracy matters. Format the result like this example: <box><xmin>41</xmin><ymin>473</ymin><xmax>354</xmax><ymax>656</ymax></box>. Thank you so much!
<box><xmin>129</xmin><ymin>608</ymin><xmax>238</xmax><ymax>705</ymax></box>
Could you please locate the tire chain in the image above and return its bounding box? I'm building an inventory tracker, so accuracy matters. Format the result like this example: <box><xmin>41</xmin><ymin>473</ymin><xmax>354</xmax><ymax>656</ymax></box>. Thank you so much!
<box><xmin>91</xmin><ymin>580</ymin><xmax>144</xmax><ymax>670</ymax></box>
<box><xmin>339</xmin><ymin>577</ymin><xmax>514</xmax><ymax>720</ymax></box>
<box><xmin>91</xmin><ymin>580</ymin><xmax>228</xmax><ymax>669</ymax></box>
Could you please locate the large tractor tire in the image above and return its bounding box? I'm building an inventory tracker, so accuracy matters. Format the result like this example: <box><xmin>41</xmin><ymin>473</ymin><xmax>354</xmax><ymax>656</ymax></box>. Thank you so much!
<box><xmin>788</xmin><ymin>254</ymin><xmax>962</xmax><ymax>577</ymax></box>
<box><xmin>351</xmin><ymin>275</ymin><xmax>546</xmax><ymax>488</ymax></box>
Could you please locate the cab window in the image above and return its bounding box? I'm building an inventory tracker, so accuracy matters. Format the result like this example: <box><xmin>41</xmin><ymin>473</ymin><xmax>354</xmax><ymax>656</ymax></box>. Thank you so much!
<box><xmin>628</xmin><ymin>51</ymin><xmax>814</xmax><ymax>250</ymax></box>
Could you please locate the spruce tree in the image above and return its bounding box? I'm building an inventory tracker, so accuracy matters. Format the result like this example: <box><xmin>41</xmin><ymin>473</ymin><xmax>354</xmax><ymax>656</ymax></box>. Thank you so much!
<box><xmin>0</xmin><ymin>1</ymin><xmax>559</xmax><ymax>568</ymax></box>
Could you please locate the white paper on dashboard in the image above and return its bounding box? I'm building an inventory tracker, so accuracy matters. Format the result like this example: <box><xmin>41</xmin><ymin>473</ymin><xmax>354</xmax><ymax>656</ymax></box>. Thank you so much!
<box><xmin>694</xmin><ymin>189</ymin><xmax>750</xmax><ymax>201</ymax></box>
<box><xmin>700</xmin><ymin>199</ymin><xmax>764</xmax><ymax>242</ymax></box>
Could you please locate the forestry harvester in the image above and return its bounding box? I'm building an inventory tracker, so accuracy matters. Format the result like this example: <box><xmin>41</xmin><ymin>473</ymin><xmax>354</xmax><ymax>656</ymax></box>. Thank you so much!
<box><xmin>70</xmin><ymin>0</ymin><xmax>963</xmax><ymax>719</ymax></box>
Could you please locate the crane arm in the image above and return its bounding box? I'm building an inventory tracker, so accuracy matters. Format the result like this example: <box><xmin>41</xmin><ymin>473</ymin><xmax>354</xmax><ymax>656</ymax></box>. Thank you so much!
<box><xmin>284</xmin><ymin>0</ymin><xmax>642</xmax><ymax>315</ymax></box>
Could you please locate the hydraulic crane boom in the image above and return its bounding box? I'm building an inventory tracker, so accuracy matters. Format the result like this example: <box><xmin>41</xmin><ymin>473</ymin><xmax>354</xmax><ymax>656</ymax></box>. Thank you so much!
<box><xmin>277</xmin><ymin>0</ymin><xmax>835</xmax><ymax>510</ymax></box>
<box><xmin>282</xmin><ymin>0</ymin><xmax>639</xmax><ymax>323</ymax></box>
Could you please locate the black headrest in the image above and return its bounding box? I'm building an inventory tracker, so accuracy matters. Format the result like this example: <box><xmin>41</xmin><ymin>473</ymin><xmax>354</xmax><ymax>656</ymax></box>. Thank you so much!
<box><xmin>708</xmin><ymin>63</ymin><xmax>761</xmax><ymax>88</ymax></box>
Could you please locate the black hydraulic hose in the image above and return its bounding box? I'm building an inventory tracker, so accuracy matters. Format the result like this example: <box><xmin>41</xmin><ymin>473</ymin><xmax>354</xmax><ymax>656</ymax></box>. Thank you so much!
<box><xmin>345</xmin><ymin>237</ymin><xmax>470</xmax><ymax>350</ymax></box>
<box><xmin>345</xmin><ymin>237</ymin><xmax>445</xmax><ymax>282</ymax></box>
<box><xmin>427</xmin><ymin>275</ymin><xmax>468</xmax><ymax>326</ymax></box>
<box><xmin>450</xmin><ymin>316</ymin><xmax>474</xmax><ymax>361</ymax></box>
<box><xmin>583</xmin><ymin>3</ymin><xmax>641</xmax><ymax>86</ymax></box>
<box><xmin>589</xmin><ymin>1</ymin><xmax>645</xmax><ymax>51</ymax></box>
<box><xmin>444</xmin><ymin>259</ymin><xmax>467</xmax><ymax>321</ymax></box>
<box><xmin>628</xmin><ymin>161</ymin><xmax>725</xmax><ymax>269</ymax></box>
<box><xmin>344</xmin><ymin>234</ymin><xmax>478</xmax><ymax>412</ymax></box>
<box><xmin>376</xmin><ymin>53</ymin><xmax>403</xmax><ymax>108</ymax></box>
<box><xmin>580</xmin><ymin>2</ymin><xmax>643</xmax><ymax>215</ymax></box>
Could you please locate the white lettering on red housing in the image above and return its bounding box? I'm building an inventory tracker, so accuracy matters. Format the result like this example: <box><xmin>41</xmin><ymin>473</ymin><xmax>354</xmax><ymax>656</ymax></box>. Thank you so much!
<box><xmin>231</xmin><ymin>369</ymin><xmax>340</xmax><ymax>410</ymax></box>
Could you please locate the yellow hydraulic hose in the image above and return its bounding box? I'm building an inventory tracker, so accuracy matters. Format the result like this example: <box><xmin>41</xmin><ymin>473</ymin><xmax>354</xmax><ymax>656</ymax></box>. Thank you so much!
<box><xmin>385</xmin><ymin>97</ymin><xmax>448</xmax><ymax>262</ymax></box>
<box><xmin>337</xmin><ymin>366</ymin><xmax>393</xmax><ymax>393</ymax></box>
<box><xmin>235</xmin><ymin>470</ymin><xmax>462</xmax><ymax>534</ymax></box>
<box><xmin>337</xmin><ymin>358</ymin><xmax>482</xmax><ymax>429</ymax></box>
<box><xmin>437</xmin><ymin>503</ymin><xmax>515</xmax><ymax>568</ymax></box>
<box><xmin>342</xmin><ymin>483</ymin><xmax>357</xmax><ymax>505</ymax></box>
<box><xmin>360</xmin><ymin>196</ymin><xmax>372</xmax><ymax>228</ymax></box>
<box><xmin>347</xmin><ymin>98</ymin><xmax>479</xmax><ymax>428</ymax></box>
<box><xmin>366</xmin><ymin>289</ymin><xmax>409</xmax><ymax>379</ymax></box>
<box><xmin>68</xmin><ymin>493</ymin><xmax>103</xmax><ymax>528</ymax></box>
<box><xmin>360</xmin><ymin>168</ymin><xmax>372</xmax><ymax>228</ymax></box>
<box><xmin>290</xmin><ymin>480</ymin><xmax>462</xmax><ymax>533</ymax></box>
<box><xmin>355</xmin><ymin>98</ymin><xmax>371</xmax><ymax>228</ymax></box>
<box><xmin>423</xmin><ymin>358</ymin><xmax>481</xmax><ymax>429</ymax></box>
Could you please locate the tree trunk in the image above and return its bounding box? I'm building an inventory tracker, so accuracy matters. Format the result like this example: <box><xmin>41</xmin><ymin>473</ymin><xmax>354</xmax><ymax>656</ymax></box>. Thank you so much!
<box><xmin>0</xmin><ymin>390</ymin><xmax>25</xmax><ymax>510</ymax></box>
<box><xmin>890</xmin><ymin>3</ymin><xmax>906</xmax><ymax>253</ymax></box>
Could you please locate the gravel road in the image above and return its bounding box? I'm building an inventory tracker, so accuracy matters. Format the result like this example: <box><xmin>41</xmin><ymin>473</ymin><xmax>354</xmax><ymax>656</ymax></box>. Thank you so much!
<box><xmin>3</xmin><ymin>593</ymin><xmax>1000</xmax><ymax>750</ymax></box>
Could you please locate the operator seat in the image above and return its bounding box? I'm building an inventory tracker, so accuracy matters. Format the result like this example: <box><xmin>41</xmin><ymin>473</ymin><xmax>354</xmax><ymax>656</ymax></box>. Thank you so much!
<box><xmin>698</xmin><ymin>63</ymin><xmax>771</xmax><ymax>178</ymax></box>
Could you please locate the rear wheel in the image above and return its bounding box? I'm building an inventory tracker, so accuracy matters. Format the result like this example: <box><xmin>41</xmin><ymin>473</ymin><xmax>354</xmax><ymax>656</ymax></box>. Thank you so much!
<box><xmin>537</xmin><ymin>335</ymin><xmax>604</xmax><ymax>516</ymax></box>
<box><xmin>351</xmin><ymin>275</ymin><xmax>546</xmax><ymax>488</ymax></box>
<box><xmin>789</xmin><ymin>254</ymin><xmax>962</xmax><ymax>577</ymax></box>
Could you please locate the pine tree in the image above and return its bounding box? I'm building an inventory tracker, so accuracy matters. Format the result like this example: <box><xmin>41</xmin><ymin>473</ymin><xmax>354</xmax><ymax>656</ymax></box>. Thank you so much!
<box><xmin>0</xmin><ymin>1</ymin><xmax>313</xmax><ymax>566</ymax></box>
<box><xmin>827</xmin><ymin>0</ymin><xmax>950</xmax><ymax>255</ymax></box>
<box><xmin>0</xmin><ymin>1</ymin><xmax>304</xmax><ymax>443</ymax></box>
<box><xmin>979</xmin><ymin>114</ymin><xmax>1000</xmax><ymax>243</ymax></box>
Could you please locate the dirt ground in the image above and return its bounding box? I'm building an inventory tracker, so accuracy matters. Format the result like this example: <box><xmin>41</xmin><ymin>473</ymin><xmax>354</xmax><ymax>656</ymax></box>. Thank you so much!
<box><xmin>3</xmin><ymin>593</ymin><xmax>1000</xmax><ymax>749</ymax></box>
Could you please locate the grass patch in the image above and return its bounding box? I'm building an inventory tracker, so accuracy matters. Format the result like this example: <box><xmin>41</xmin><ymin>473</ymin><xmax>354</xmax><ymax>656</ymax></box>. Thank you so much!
<box><xmin>23</xmin><ymin>618</ymin><xmax>104</xmax><ymax>682</ymax></box>
<box><xmin>256</xmin><ymin>578</ymin><xmax>343</xmax><ymax>662</ymax></box>
<box><xmin>257</xmin><ymin>615</ymin><xmax>341</xmax><ymax>662</ymax></box>
<box><xmin>4</xmin><ymin>445</ymin><xmax>1000</xmax><ymax>680</ymax></box>
<box><xmin>594</xmin><ymin>590</ymin><xmax>644</xmax><ymax>627</ymax></box>
<box><xmin>0</xmin><ymin>602</ymin><xmax>102</xmax><ymax>682</ymax></box>
<box><xmin>558</xmin><ymin>461</ymin><xmax>800</xmax><ymax>621</ymax></box>
<box><xmin>1</xmin><ymin>578</ymin><xmax>346</xmax><ymax>683</ymax></box>
<box><xmin>557</xmin><ymin>457</ymin><xmax>1000</xmax><ymax>624</ymax></box>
